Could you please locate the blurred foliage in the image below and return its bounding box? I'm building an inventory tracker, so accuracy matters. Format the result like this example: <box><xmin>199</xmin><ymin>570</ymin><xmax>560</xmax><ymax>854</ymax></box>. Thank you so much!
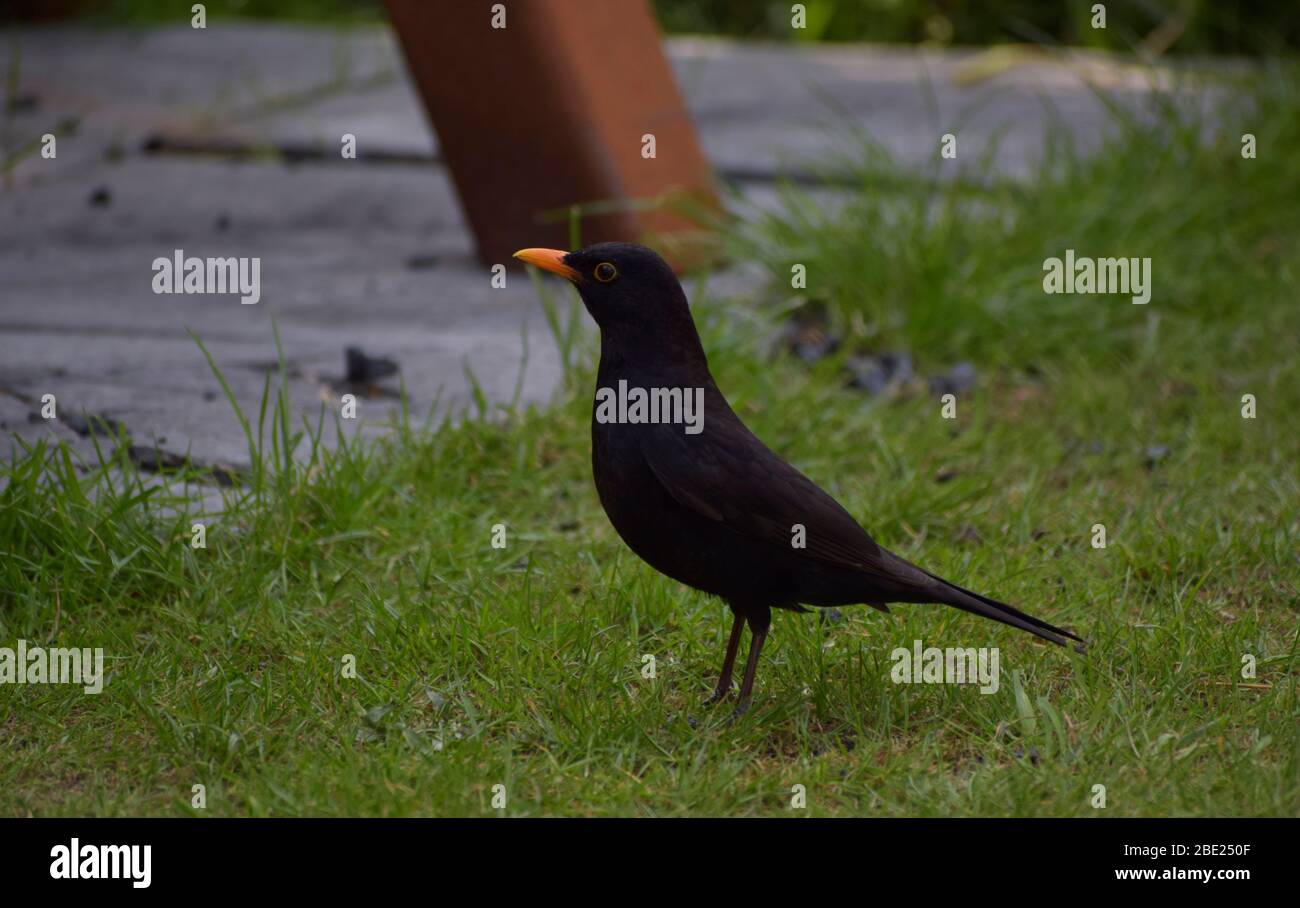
<box><xmin>654</xmin><ymin>0</ymin><xmax>1300</xmax><ymax>56</ymax></box>
<box><xmin>2</xmin><ymin>0</ymin><xmax>385</xmax><ymax>24</ymax></box>
<box><xmin>732</xmin><ymin>64</ymin><xmax>1300</xmax><ymax>369</ymax></box>
<box><xmin>5</xmin><ymin>0</ymin><xmax>1298</xmax><ymax>57</ymax></box>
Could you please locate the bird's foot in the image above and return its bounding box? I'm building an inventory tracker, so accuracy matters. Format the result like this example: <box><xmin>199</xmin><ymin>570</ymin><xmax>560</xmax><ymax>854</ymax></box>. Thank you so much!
<box><xmin>705</xmin><ymin>685</ymin><xmax>731</xmax><ymax>705</ymax></box>
<box><xmin>729</xmin><ymin>699</ymin><xmax>752</xmax><ymax>720</ymax></box>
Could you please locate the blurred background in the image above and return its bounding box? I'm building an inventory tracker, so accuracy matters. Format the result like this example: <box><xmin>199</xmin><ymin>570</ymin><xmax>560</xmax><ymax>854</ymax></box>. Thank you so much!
<box><xmin>6</xmin><ymin>0</ymin><xmax>1300</xmax><ymax>55</ymax></box>
<box><xmin>1</xmin><ymin>0</ymin><xmax>1295</xmax><ymax>471</ymax></box>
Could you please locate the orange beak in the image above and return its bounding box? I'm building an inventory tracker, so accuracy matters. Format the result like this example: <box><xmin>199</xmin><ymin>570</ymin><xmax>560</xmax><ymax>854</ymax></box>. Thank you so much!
<box><xmin>513</xmin><ymin>248</ymin><xmax>581</xmax><ymax>282</ymax></box>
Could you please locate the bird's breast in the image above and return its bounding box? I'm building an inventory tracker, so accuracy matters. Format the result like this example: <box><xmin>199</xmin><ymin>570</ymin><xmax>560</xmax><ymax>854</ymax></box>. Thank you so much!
<box><xmin>590</xmin><ymin>417</ymin><xmax>719</xmax><ymax>591</ymax></box>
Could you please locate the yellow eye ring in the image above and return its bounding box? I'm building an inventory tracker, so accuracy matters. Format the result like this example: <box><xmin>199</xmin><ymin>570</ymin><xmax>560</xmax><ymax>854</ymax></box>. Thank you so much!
<box><xmin>594</xmin><ymin>262</ymin><xmax>618</xmax><ymax>282</ymax></box>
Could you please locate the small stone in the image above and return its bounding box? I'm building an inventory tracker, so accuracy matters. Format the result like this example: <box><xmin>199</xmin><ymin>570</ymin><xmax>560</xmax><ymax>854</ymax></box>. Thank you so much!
<box><xmin>880</xmin><ymin>351</ymin><xmax>913</xmax><ymax>385</ymax></box>
<box><xmin>345</xmin><ymin>347</ymin><xmax>399</xmax><ymax>384</ymax></box>
<box><xmin>845</xmin><ymin>350</ymin><xmax>912</xmax><ymax>396</ymax></box>
<box><xmin>845</xmin><ymin>356</ymin><xmax>888</xmax><ymax>395</ymax></box>
<box><xmin>772</xmin><ymin>309</ymin><xmax>839</xmax><ymax>364</ymax></box>
<box><xmin>793</xmin><ymin>333</ymin><xmax>838</xmax><ymax>364</ymax></box>
<box><xmin>1143</xmin><ymin>444</ymin><xmax>1170</xmax><ymax>469</ymax></box>
<box><xmin>928</xmin><ymin>361</ymin><xmax>976</xmax><ymax>396</ymax></box>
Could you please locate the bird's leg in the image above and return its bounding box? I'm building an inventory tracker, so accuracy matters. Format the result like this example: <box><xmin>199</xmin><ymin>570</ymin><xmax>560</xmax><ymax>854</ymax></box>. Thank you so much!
<box><xmin>707</xmin><ymin>611</ymin><xmax>746</xmax><ymax>704</ymax></box>
<box><xmin>732</xmin><ymin>629</ymin><xmax>768</xmax><ymax>717</ymax></box>
<box><xmin>733</xmin><ymin>608</ymin><xmax>771</xmax><ymax>717</ymax></box>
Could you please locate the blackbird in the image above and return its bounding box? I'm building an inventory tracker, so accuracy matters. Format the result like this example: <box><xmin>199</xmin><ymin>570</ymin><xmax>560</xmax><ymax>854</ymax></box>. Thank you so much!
<box><xmin>515</xmin><ymin>242</ymin><xmax>1084</xmax><ymax>714</ymax></box>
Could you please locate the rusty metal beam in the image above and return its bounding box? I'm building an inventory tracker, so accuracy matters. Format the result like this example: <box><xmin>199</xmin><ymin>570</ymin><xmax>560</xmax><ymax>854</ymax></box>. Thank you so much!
<box><xmin>384</xmin><ymin>0</ymin><xmax>716</xmax><ymax>266</ymax></box>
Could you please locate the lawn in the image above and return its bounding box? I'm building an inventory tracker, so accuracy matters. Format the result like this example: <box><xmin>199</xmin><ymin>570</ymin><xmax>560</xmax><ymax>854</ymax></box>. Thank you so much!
<box><xmin>1</xmin><ymin>64</ymin><xmax>1296</xmax><ymax>817</ymax></box>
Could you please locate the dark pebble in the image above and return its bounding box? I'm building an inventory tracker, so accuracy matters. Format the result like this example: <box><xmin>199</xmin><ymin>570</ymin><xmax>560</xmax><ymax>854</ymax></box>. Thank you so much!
<box><xmin>845</xmin><ymin>356</ymin><xmax>888</xmax><ymax>395</ymax></box>
<box><xmin>845</xmin><ymin>350</ymin><xmax>912</xmax><ymax>396</ymax></box>
<box><xmin>345</xmin><ymin>346</ymin><xmax>399</xmax><ymax>384</ymax></box>
<box><xmin>1143</xmin><ymin>444</ymin><xmax>1170</xmax><ymax>468</ymax></box>
<box><xmin>773</xmin><ymin>312</ymin><xmax>839</xmax><ymax>364</ymax></box>
<box><xmin>793</xmin><ymin>334</ymin><xmax>838</xmax><ymax>364</ymax></box>
<box><xmin>928</xmin><ymin>361</ymin><xmax>976</xmax><ymax>396</ymax></box>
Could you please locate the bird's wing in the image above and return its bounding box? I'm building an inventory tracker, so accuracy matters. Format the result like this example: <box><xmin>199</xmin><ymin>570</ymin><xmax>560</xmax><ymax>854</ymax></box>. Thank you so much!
<box><xmin>638</xmin><ymin>414</ymin><xmax>883</xmax><ymax>572</ymax></box>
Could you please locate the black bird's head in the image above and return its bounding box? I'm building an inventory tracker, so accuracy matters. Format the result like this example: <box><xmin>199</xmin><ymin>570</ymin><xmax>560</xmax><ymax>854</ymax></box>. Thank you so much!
<box><xmin>514</xmin><ymin>243</ymin><xmax>703</xmax><ymax>361</ymax></box>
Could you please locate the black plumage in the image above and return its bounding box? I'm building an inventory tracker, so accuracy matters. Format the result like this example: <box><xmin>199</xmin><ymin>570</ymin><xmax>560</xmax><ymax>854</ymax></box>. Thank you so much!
<box><xmin>515</xmin><ymin>242</ymin><xmax>1084</xmax><ymax>713</ymax></box>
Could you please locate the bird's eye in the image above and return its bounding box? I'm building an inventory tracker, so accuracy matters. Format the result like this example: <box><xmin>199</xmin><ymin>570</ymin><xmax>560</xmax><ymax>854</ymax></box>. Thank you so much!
<box><xmin>594</xmin><ymin>262</ymin><xmax>618</xmax><ymax>283</ymax></box>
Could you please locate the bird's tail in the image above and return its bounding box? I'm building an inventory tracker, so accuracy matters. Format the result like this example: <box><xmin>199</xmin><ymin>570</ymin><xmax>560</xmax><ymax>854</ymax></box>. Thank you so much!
<box><xmin>927</xmin><ymin>573</ymin><xmax>1086</xmax><ymax>653</ymax></box>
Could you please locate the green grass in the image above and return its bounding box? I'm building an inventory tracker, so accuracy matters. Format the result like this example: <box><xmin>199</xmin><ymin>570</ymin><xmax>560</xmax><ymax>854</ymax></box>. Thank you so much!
<box><xmin>2</xmin><ymin>69</ymin><xmax>1298</xmax><ymax>817</ymax></box>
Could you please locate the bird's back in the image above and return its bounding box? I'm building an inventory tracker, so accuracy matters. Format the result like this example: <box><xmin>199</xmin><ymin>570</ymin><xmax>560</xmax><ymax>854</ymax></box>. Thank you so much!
<box><xmin>590</xmin><ymin>357</ymin><xmax>900</xmax><ymax>609</ymax></box>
